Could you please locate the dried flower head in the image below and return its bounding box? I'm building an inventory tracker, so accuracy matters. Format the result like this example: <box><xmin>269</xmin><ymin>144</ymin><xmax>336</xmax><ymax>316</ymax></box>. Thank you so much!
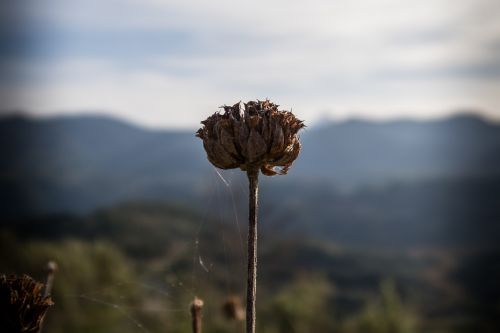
<box><xmin>0</xmin><ymin>274</ymin><xmax>54</xmax><ymax>333</ymax></box>
<box><xmin>196</xmin><ymin>100</ymin><xmax>305</xmax><ymax>175</ymax></box>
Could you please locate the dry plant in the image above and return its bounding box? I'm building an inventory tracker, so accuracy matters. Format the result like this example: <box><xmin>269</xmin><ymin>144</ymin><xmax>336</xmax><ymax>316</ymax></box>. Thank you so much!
<box><xmin>0</xmin><ymin>274</ymin><xmax>54</xmax><ymax>333</ymax></box>
<box><xmin>42</xmin><ymin>261</ymin><xmax>57</xmax><ymax>299</ymax></box>
<box><xmin>190</xmin><ymin>296</ymin><xmax>204</xmax><ymax>333</ymax></box>
<box><xmin>38</xmin><ymin>261</ymin><xmax>58</xmax><ymax>333</ymax></box>
<box><xmin>196</xmin><ymin>100</ymin><xmax>304</xmax><ymax>333</ymax></box>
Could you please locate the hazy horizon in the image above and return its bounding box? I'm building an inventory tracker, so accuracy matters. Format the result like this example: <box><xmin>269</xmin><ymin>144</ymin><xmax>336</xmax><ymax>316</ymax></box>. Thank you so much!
<box><xmin>2</xmin><ymin>106</ymin><xmax>499</xmax><ymax>130</ymax></box>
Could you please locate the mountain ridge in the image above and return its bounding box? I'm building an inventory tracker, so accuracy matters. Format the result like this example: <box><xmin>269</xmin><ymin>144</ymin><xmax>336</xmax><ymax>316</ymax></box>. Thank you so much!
<box><xmin>1</xmin><ymin>112</ymin><xmax>499</xmax><ymax>216</ymax></box>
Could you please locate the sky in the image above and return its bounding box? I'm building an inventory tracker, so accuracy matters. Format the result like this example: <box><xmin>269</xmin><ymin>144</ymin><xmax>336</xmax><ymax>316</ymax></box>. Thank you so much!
<box><xmin>0</xmin><ymin>0</ymin><xmax>499</xmax><ymax>129</ymax></box>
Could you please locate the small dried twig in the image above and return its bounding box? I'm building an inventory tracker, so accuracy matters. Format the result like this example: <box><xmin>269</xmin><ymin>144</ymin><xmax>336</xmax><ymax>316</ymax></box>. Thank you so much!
<box><xmin>190</xmin><ymin>296</ymin><xmax>204</xmax><ymax>333</ymax></box>
<box><xmin>43</xmin><ymin>261</ymin><xmax>58</xmax><ymax>299</ymax></box>
<box><xmin>38</xmin><ymin>261</ymin><xmax>58</xmax><ymax>333</ymax></box>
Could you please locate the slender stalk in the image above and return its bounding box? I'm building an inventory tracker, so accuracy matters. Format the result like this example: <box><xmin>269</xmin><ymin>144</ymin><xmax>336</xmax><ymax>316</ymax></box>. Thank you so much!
<box><xmin>43</xmin><ymin>261</ymin><xmax>57</xmax><ymax>299</ymax></box>
<box><xmin>190</xmin><ymin>297</ymin><xmax>204</xmax><ymax>333</ymax></box>
<box><xmin>38</xmin><ymin>261</ymin><xmax>57</xmax><ymax>333</ymax></box>
<box><xmin>246</xmin><ymin>167</ymin><xmax>259</xmax><ymax>333</ymax></box>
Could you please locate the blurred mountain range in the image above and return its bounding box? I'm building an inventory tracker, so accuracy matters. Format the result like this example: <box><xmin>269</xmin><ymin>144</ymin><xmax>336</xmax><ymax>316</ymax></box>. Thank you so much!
<box><xmin>1</xmin><ymin>113</ymin><xmax>500</xmax><ymax>248</ymax></box>
<box><xmin>298</xmin><ymin>114</ymin><xmax>500</xmax><ymax>184</ymax></box>
<box><xmin>1</xmin><ymin>113</ymin><xmax>499</xmax><ymax>213</ymax></box>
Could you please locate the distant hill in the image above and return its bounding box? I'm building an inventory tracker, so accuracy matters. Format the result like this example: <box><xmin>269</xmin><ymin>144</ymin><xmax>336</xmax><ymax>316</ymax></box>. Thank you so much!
<box><xmin>296</xmin><ymin>114</ymin><xmax>500</xmax><ymax>186</ymax></box>
<box><xmin>0</xmin><ymin>115</ymin><xmax>208</xmax><ymax>215</ymax></box>
<box><xmin>1</xmin><ymin>113</ymin><xmax>500</xmax><ymax>217</ymax></box>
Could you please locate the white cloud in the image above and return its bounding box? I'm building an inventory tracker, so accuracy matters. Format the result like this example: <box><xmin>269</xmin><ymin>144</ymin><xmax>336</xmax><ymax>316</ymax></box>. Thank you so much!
<box><xmin>1</xmin><ymin>0</ymin><xmax>499</xmax><ymax>127</ymax></box>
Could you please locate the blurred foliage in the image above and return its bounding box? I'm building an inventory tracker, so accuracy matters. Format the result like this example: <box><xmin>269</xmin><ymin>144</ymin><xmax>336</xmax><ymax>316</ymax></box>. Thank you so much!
<box><xmin>0</xmin><ymin>231</ymin><xmax>166</xmax><ymax>333</ymax></box>
<box><xmin>1</xmin><ymin>200</ymin><xmax>499</xmax><ymax>332</ymax></box>
<box><xmin>260</xmin><ymin>274</ymin><xmax>335</xmax><ymax>333</ymax></box>
<box><xmin>343</xmin><ymin>280</ymin><xmax>417</xmax><ymax>333</ymax></box>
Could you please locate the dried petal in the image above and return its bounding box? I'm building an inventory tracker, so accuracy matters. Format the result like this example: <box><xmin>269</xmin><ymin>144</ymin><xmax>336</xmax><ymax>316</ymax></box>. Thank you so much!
<box><xmin>237</xmin><ymin>120</ymin><xmax>249</xmax><ymax>157</ymax></box>
<box><xmin>220</xmin><ymin>128</ymin><xmax>240</xmax><ymax>158</ymax></box>
<box><xmin>248</xmin><ymin>115</ymin><xmax>260</xmax><ymax>129</ymax></box>
<box><xmin>205</xmin><ymin>140</ymin><xmax>239</xmax><ymax>169</ymax></box>
<box><xmin>270</xmin><ymin>122</ymin><xmax>285</xmax><ymax>156</ymax></box>
<box><xmin>261</xmin><ymin>164</ymin><xmax>278</xmax><ymax>176</ymax></box>
<box><xmin>247</xmin><ymin>129</ymin><xmax>267</xmax><ymax>163</ymax></box>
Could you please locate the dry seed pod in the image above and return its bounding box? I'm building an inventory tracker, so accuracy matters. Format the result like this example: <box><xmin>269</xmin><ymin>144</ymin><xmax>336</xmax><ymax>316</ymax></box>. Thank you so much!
<box><xmin>196</xmin><ymin>100</ymin><xmax>305</xmax><ymax>175</ymax></box>
<box><xmin>0</xmin><ymin>274</ymin><xmax>54</xmax><ymax>333</ymax></box>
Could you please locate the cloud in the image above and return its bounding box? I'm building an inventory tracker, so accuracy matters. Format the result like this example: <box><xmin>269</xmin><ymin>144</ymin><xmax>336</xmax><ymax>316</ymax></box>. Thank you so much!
<box><xmin>0</xmin><ymin>0</ymin><xmax>499</xmax><ymax>127</ymax></box>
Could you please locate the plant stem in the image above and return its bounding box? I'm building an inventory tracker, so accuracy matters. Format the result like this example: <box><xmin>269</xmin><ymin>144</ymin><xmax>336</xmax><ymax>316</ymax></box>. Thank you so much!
<box><xmin>38</xmin><ymin>261</ymin><xmax>57</xmax><ymax>333</ymax></box>
<box><xmin>190</xmin><ymin>297</ymin><xmax>203</xmax><ymax>333</ymax></box>
<box><xmin>43</xmin><ymin>261</ymin><xmax>57</xmax><ymax>298</ymax></box>
<box><xmin>246</xmin><ymin>167</ymin><xmax>259</xmax><ymax>333</ymax></box>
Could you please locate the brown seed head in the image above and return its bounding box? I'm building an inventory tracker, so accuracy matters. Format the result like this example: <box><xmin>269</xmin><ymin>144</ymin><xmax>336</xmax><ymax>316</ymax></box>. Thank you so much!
<box><xmin>196</xmin><ymin>100</ymin><xmax>305</xmax><ymax>175</ymax></box>
<box><xmin>0</xmin><ymin>274</ymin><xmax>54</xmax><ymax>333</ymax></box>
